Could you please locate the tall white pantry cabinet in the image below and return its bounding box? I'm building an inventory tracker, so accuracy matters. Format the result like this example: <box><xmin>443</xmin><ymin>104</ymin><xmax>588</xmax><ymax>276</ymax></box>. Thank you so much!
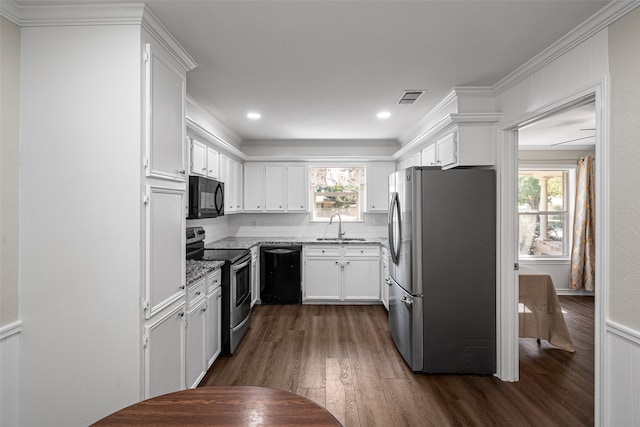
<box><xmin>16</xmin><ymin>5</ymin><xmax>196</xmax><ymax>425</ymax></box>
<box><xmin>141</xmin><ymin>27</ymin><xmax>195</xmax><ymax>400</ymax></box>
<box><xmin>140</xmin><ymin>15</ymin><xmax>196</xmax><ymax>399</ymax></box>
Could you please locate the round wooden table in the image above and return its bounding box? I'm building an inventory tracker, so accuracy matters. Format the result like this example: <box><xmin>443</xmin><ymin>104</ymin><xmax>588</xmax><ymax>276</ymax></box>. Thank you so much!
<box><xmin>92</xmin><ymin>386</ymin><xmax>342</xmax><ymax>426</ymax></box>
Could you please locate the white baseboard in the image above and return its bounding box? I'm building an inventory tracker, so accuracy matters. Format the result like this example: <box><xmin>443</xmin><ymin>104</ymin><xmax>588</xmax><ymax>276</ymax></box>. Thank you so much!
<box><xmin>556</xmin><ymin>289</ymin><xmax>595</xmax><ymax>296</ymax></box>
<box><xmin>1</xmin><ymin>321</ymin><xmax>21</xmax><ymax>427</ymax></box>
<box><xmin>604</xmin><ymin>320</ymin><xmax>640</xmax><ymax>426</ymax></box>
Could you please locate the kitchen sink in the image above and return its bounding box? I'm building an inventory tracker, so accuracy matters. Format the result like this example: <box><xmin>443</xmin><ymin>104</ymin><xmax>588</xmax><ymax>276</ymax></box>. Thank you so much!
<box><xmin>316</xmin><ymin>237</ymin><xmax>366</xmax><ymax>241</ymax></box>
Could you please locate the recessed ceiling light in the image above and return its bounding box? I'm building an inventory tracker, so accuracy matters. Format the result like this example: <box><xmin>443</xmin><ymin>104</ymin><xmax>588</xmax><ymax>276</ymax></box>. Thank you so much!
<box><xmin>247</xmin><ymin>112</ymin><xmax>261</xmax><ymax>120</ymax></box>
<box><xmin>377</xmin><ymin>112</ymin><xmax>391</xmax><ymax>119</ymax></box>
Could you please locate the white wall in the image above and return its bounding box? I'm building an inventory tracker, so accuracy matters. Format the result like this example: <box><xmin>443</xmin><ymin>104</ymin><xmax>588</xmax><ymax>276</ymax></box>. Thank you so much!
<box><xmin>492</xmin><ymin>16</ymin><xmax>610</xmax><ymax>389</ymax></box>
<box><xmin>1</xmin><ymin>15</ymin><xmax>22</xmax><ymax>426</ymax></box>
<box><xmin>605</xmin><ymin>7</ymin><xmax>640</xmax><ymax>426</ymax></box>
<box><xmin>229</xmin><ymin>212</ymin><xmax>387</xmax><ymax>239</ymax></box>
<box><xmin>186</xmin><ymin>215</ymin><xmax>230</xmax><ymax>244</ymax></box>
<box><xmin>1</xmin><ymin>15</ymin><xmax>20</xmax><ymax>328</ymax></box>
<box><xmin>18</xmin><ymin>24</ymin><xmax>143</xmax><ymax>426</ymax></box>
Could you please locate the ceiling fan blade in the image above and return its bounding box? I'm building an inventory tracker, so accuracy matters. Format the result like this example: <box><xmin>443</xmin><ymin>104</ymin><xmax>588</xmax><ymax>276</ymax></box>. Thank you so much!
<box><xmin>550</xmin><ymin>135</ymin><xmax>596</xmax><ymax>146</ymax></box>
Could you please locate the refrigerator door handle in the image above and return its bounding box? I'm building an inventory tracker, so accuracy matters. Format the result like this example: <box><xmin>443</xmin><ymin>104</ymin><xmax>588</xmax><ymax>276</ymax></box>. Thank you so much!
<box><xmin>388</xmin><ymin>191</ymin><xmax>401</xmax><ymax>264</ymax></box>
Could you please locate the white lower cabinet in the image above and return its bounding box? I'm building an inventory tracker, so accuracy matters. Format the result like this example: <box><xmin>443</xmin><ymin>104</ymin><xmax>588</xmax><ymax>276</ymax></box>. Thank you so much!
<box><xmin>305</xmin><ymin>256</ymin><xmax>342</xmax><ymax>301</ymax></box>
<box><xmin>304</xmin><ymin>245</ymin><xmax>380</xmax><ymax>302</ymax></box>
<box><xmin>185</xmin><ymin>268</ymin><xmax>223</xmax><ymax>389</ymax></box>
<box><xmin>206</xmin><ymin>285</ymin><xmax>222</xmax><ymax>368</ymax></box>
<box><xmin>143</xmin><ymin>301</ymin><xmax>185</xmax><ymax>399</ymax></box>
<box><xmin>185</xmin><ymin>297</ymin><xmax>207</xmax><ymax>389</ymax></box>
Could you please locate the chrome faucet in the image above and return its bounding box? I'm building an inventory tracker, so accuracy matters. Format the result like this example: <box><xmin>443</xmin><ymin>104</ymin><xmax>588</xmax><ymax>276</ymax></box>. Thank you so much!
<box><xmin>329</xmin><ymin>212</ymin><xmax>346</xmax><ymax>240</ymax></box>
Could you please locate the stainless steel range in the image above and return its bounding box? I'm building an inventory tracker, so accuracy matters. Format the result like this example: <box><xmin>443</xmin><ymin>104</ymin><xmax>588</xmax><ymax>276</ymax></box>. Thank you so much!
<box><xmin>186</xmin><ymin>227</ymin><xmax>251</xmax><ymax>355</ymax></box>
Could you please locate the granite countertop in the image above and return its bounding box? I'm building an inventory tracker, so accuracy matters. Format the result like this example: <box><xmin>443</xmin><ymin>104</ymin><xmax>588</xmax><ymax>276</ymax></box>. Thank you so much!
<box><xmin>187</xmin><ymin>237</ymin><xmax>388</xmax><ymax>285</ymax></box>
<box><xmin>186</xmin><ymin>259</ymin><xmax>225</xmax><ymax>286</ymax></box>
<box><xmin>205</xmin><ymin>236</ymin><xmax>389</xmax><ymax>250</ymax></box>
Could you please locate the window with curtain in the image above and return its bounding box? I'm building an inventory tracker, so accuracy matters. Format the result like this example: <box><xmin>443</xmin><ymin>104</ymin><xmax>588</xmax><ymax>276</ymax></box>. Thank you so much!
<box><xmin>309</xmin><ymin>167</ymin><xmax>365</xmax><ymax>221</ymax></box>
<box><xmin>518</xmin><ymin>168</ymin><xmax>575</xmax><ymax>257</ymax></box>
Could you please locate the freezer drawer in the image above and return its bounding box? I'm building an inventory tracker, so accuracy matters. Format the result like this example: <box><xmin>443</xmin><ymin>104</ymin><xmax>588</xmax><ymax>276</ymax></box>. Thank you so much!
<box><xmin>388</xmin><ymin>278</ymin><xmax>423</xmax><ymax>371</ymax></box>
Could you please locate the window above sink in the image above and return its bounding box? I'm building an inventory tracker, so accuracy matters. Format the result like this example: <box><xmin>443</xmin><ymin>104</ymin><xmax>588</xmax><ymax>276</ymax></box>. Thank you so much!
<box><xmin>309</xmin><ymin>167</ymin><xmax>365</xmax><ymax>222</ymax></box>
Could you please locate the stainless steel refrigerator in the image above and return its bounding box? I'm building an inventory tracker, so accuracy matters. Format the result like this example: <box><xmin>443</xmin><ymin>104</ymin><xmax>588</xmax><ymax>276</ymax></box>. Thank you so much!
<box><xmin>387</xmin><ymin>167</ymin><xmax>496</xmax><ymax>374</ymax></box>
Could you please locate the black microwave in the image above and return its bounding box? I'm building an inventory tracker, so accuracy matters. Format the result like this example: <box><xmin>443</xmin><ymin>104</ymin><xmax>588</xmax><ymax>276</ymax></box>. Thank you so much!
<box><xmin>188</xmin><ymin>176</ymin><xmax>224</xmax><ymax>219</ymax></box>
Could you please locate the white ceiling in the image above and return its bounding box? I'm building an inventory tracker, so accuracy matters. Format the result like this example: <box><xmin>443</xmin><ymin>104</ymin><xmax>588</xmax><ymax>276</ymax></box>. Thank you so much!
<box><xmin>15</xmin><ymin>0</ymin><xmax>610</xmax><ymax>143</ymax></box>
<box><xmin>137</xmin><ymin>0</ymin><xmax>609</xmax><ymax>143</ymax></box>
<box><xmin>518</xmin><ymin>102</ymin><xmax>596</xmax><ymax>150</ymax></box>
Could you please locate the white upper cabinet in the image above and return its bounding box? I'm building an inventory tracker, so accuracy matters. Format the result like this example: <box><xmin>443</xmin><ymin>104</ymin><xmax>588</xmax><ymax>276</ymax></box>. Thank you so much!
<box><xmin>244</xmin><ymin>163</ymin><xmax>265</xmax><ymax>211</ymax></box>
<box><xmin>265</xmin><ymin>165</ymin><xmax>285</xmax><ymax>211</ymax></box>
<box><xmin>232</xmin><ymin>160</ymin><xmax>243</xmax><ymax>212</ymax></box>
<box><xmin>419</xmin><ymin>124</ymin><xmax>496</xmax><ymax>170</ymax></box>
<box><xmin>190</xmin><ymin>139</ymin><xmax>219</xmax><ymax>179</ymax></box>
<box><xmin>190</xmin><ymin>139</ymin><xmax>207</xmax><ymax>176</ymax></box>
<box><xmin>286</xmin><ymin>165</ymin><xmax>308</xmax><ymax>211</ymax></box>
<box><xmin>220</xmin><ymin>154</ymin><xmax>243</xmax><ymax>213</ymax></box>
<box><xmin>206</xmin><ymin>147</ymin><xmax>220</xmax><ymax>179</ymax></box>
<box><xmin>244</xmin><ymin>163</ymin><xmax>308</xmax><ymax>213</ymax></box>
<box><xmin>144</xmin><ymin>43</ymin><xmax>186</xmax><ymax>182</ymax></box>
<box><xmin>367</xmin><ymin>164</ymin><xmax>395</xmax><ymax>212</ymax></box>
<box><xmin>420</xmin><ymin>144</ymin><xmax>436</xmax><ymax>167</ymax></box>
<box><xmin>421</xmin><ymin>132</ymin><xmax>457</xmax><ymax>168</ymax></box>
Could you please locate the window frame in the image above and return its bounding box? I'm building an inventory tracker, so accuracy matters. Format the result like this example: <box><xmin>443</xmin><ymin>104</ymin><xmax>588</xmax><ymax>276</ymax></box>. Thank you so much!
<box><xmin>308</xmin><ymin>165</ymin><xmax>366</xmax><ymax>223</ymax></box>
<box><xmin>517</xmin><ymin>164</ymin><xmax>577</xmax><ymax>260</ymax></box>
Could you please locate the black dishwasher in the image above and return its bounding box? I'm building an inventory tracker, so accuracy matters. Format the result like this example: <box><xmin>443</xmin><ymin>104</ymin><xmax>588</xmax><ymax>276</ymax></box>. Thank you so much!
<box><xmin>260</xmin><ymin>245</ymin><xmax>302</xmax><ymax>304</ymax></box>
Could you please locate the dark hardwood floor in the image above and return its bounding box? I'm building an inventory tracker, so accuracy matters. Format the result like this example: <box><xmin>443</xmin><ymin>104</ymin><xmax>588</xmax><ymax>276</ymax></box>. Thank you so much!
<box><xmin>200</xmin><ymin>296</ymin><xmax>594</xmax><ymax>427</ymax></box>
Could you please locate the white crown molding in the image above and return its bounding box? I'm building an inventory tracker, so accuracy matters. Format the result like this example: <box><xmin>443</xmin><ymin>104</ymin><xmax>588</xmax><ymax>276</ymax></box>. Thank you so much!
<box><xmin>244</xmin><ymin>155</ymin><xmax>395</xmax><ymax>163</ymax></box>
<box><xmin>397</xmin><ymin>89</ymin><xmax>458</xmax><ymax>146</ymax></box>
<box><xmin>0</xmin><ymin>1</ymin><xmax>197</xmax><ymax>71</ymax></box>
<box><xmin>186</xmin><ymin>94</ymin><xmax>244</xmax><ymax>146</ymax></box>
<box><xmin>186</xmin><ymin>117</ymin><xmax>247</xmax><ymax>161</ymax></box>
<box><xmin>0</xmin><ymin>0</ymin><xmax>20</xmax><ymax>24</ymax></box>
<box><xmin>452</xmin><ymin>86</ymin><xmax>495</xmax><ymax>98</ymax></box>
<box><xmin>141</xmin><ymin>6</ymin><xmax>197</xmax><ymax>71</ymax></box>
<box><xmin>493</xmin><ymin>0</ymin><xmax>640</xmax><ymax>96</ymax></box>
<box><xmin>450</xmin><ymin>112</ymin><xmax>502</xmax><ymax>124</ymax></box>
<box><xmin>3</xmin><ymin>1</ymin><xmax>146</xmax><ymax>26</ymax></box>
<box><xmin>0</xmin><ymin>321</ymin><xmax>22</xmax><ymax>340</ymax></box>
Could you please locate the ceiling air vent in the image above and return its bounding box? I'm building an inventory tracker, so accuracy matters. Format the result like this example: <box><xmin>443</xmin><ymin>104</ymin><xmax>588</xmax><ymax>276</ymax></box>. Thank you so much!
<box><xmin>398</xmin><ymin>90</ymin><xmax>425</xmax><ymax>105</ymax></box>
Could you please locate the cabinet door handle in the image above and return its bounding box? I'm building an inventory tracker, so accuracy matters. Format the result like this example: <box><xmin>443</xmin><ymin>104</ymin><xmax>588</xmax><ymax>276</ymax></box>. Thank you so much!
<box><xmin>178</xmin><ymin>169</ymin><xmax>186</xmax><ymax>175</ymax></box>
<box><xmin>178</xmin><ymin>285</ymin><xmax>185</xmax><ymax>290</ymax></box>
<box><xmin>195</xmin><ymin>291</ymin><xmax>201</xmax><ymax>296</ymax></box>
<box><xmin>201</xmin><ymin>307</ymin><xmax>207</xmax><ymax>312</ymax></box>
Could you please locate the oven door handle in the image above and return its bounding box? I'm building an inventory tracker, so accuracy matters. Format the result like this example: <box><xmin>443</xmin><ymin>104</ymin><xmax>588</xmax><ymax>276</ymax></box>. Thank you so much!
<box><xmin>232</xmin><ymin>259</ymin><xmax>250</xmax><ymax>272</ymax></box>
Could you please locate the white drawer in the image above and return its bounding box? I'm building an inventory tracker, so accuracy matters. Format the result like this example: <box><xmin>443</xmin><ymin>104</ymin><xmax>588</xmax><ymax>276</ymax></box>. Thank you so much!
<box><xmin>344</xmin><ymin>246</ymin><xmax>380</xmax><ymax>257</ymax></box>
<box><xmin>306</xmin><ymin>246</ymin><xmax>341</xmax><ymax>257</ymax></box>
<box><xmin>206</xmin><ymin>269</ymin><xmax>222</xmax><ymax>293</ymax></box>
<box><xmin>187</xmin><ymin>279</ymin><xmax>205</xmax><ymax>308</ymax></box>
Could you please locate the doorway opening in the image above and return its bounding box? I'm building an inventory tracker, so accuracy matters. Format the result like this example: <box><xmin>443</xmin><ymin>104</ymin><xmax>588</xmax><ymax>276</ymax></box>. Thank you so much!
<box><xmin>514</xmin><ymin>99</ymin><xmax>596</xmax><ymax>420</ymax></box>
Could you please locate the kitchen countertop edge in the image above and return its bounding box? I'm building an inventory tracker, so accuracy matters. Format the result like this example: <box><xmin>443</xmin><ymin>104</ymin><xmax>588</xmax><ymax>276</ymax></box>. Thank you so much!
<box><xmin>204</xmin><ymin>237</ymin><xmax>389</xmax><ymax>250</ymax></box>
